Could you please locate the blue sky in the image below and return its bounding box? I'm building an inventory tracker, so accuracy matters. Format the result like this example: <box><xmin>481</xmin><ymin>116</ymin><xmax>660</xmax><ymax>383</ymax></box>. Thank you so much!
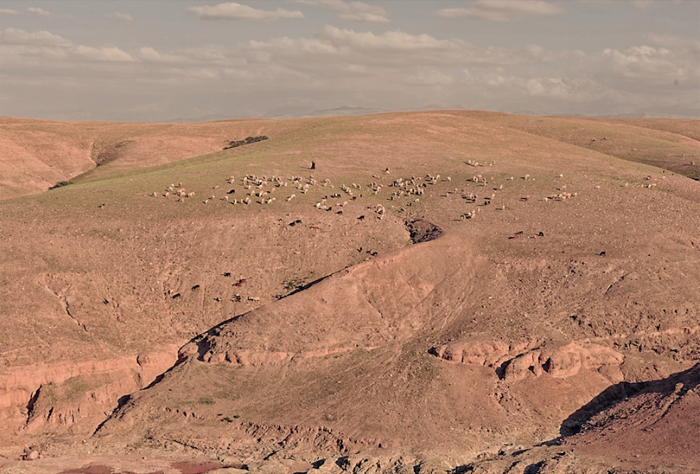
<box><xmin>1</xmin><ymin>0</ymin><xmax>698</xmax><ymax>121</ymax></box>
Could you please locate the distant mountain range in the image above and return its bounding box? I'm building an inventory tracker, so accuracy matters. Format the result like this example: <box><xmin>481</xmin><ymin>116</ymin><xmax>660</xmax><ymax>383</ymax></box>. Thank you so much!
<box><xmin>167</xmin><ymin>103</ymin><xmax>698</xmax><ymax>122</ymax></box>
<box><xmin>263</xmin><ymin>104</ymin><xmax>468</xmax><ymax>119</ymax></box>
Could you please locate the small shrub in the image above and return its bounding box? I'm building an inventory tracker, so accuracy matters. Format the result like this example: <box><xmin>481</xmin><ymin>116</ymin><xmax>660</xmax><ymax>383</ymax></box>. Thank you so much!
<box><xmin>223</xmin><ymin>135</ymin><xmax>268</xmax><ymax>150</ymax></box>
<box><xmin>199</xmin><ymin>397</ymin><xmax>214</xmax><ymax>405</ymax></box>
<box><xmin>283</xmin><ymin>277</ymin><xmax>305</xmax><ymax>291</ymax></box>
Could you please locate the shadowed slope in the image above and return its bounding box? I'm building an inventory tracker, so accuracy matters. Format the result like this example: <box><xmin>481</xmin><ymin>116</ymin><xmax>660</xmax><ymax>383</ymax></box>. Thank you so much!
<box><xmin>565</xmin><ymin>362</ymin><xmax>700</xmax><ymax>470</ymax></box>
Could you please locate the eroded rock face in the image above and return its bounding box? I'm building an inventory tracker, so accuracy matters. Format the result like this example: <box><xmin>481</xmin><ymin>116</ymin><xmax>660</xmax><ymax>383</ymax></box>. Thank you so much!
<box><xmin>0</xmin><ymin>347</ymin><xmax>179</xmax><ymax>436</ymax></box>
<box><xmin>406</xmin><ymin>219</ymin><xmax>443</xmax><ymax>244</ymax></box>
<box><xmin>544</xmin><ymin>342</ymin><xmax>624</xmax><ymax>379</ymax></box>
<box><xmin>431</xmin><ymin>339</ymin><xmax>624</xmax><ymax>382</ymax></box>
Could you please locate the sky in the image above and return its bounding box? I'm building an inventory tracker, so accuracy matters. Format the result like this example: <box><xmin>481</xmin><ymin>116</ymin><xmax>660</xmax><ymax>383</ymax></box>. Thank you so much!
<box><xmin>0</xmin><ymin>0</ymin><xmax>698</xmax><ymax>122</ymax></box>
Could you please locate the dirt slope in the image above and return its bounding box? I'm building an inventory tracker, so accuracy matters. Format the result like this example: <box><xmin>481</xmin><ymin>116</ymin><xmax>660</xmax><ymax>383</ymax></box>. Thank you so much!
<box><xmin>1</xmin><ymin>111</ymin><xmax>699</xmax><ymax>473</ymax></box>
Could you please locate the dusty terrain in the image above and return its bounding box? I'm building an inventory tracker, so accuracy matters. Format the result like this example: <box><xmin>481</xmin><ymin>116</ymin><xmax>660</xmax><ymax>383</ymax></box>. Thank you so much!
<box><xmin>0</xmin><ymin>111</ymin><xmax>698</xmax><ymax>473</ymax></box>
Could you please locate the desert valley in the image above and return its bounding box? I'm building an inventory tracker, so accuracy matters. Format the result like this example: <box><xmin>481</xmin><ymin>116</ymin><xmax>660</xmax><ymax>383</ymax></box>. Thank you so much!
<box><xmin>0</xmin><ymin>110</ymin><xmax>699</xmax><ymax>473</ymax></box>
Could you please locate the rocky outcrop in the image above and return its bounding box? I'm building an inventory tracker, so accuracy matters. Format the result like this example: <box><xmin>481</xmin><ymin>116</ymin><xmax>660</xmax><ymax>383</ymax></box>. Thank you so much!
<box><xmin>431</xmin><ymin>339</ymin><xmax>624</xmax><ymax>382</ymax></box>
<box><xmin>406</xmin><ymin>219</ymin><xmax>443</xmax><ymax>243</ymax></box>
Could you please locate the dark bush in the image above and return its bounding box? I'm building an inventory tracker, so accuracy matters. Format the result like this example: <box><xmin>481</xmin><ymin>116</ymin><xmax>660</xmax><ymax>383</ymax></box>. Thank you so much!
<box><xmin>223</xmin><ymin>135</ymin><xmax>269</xmax><ymax>150</ymax></box>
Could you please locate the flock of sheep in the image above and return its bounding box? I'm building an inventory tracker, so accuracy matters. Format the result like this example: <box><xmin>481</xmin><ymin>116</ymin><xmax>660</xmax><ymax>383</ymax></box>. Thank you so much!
<box><xmin>147</xmin><ymin>165</ymin><xmax>592</xmax><ymax>222</ymax></box>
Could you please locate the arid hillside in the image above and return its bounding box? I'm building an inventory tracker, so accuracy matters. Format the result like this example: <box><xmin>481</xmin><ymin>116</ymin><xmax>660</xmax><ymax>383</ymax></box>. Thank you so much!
<box><xmin>0</xmin><ymin>111</ymin><xmax>698</xmax><ymax>473</ymax></box>
<box><xmin>0</xmin><ymin>117</ymin><xmax>286</xmax><ymax>200</ymax></box>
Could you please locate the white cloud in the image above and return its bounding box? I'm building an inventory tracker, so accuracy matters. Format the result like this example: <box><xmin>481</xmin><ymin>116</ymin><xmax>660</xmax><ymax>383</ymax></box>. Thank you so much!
<box><xmin>73</xmin><ymin>45</ymin><xmax>137</xmax><ymax>62</ymax></box>
<box><xmin>0</xmin><ymin>9</ymin><xmax>18</xmax><ymax>16</ymax></box>
<box><xmin>437</xmin><ymin>0</ymin><xmax>562</xmax><ymax>21</ymax></box>
<box><xmin>601</xmin><ymin>45</ymin><xmax>696</xmax><ymax>84</ymax></box>
<box><xmin>109</xmin><ymin>12</ymin><xmax>134</xmax><ymax>21</ymax></box>
<box><xmin>649</xmin><ymin>34</ymin><xmax>700</xmax><ymax>51</ymax></box>
<box><xmin>317</xmin><ymin>26</ymin><xmax>459</xmax><ymax>52</ymax></box>
<box><xmin>2</xmin><ymin>23</ymin><xmax>697</xmax><ymax>121</ymax></box>
<box><xmin>137</xmin><ymin>47</ymin><xmax>182</xmax><ymax>63</ymax></box>
<box><xmin>0</xmin><ymin>28</ymin><xmax>136</xmax><ymax>63</ymax></box>
<box><xmin>403</xmin><ymin>68</ymin><xmax>454</xmax><ymax>86</ymax></box>
<box><xmin>253</xmin><ymin>36</ymin><xmax>339</xmax><ymax>54</ymax></box>
<box><xmin>526</xmin><ymin>77</ymin><xmax>571</xmax><ymax>97</ymax></box>
<box><xmin>293</xmin><ymin>0</ymin><xmax>389</xmax><ymax>22</ymax></box>
<box><xmin>0</xmin><ymin>28</ymin><xmax>72</xmax><ymax>47</ymax></box>
<box><xmin>188</xmin><ymin>2</ymin><xmax>304</xmax><ymax>20</ymax></box>
<box><xmin>26</xmin><ymin>7</ymin><xmax>51</xmax><ymax>16</ymax></box>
